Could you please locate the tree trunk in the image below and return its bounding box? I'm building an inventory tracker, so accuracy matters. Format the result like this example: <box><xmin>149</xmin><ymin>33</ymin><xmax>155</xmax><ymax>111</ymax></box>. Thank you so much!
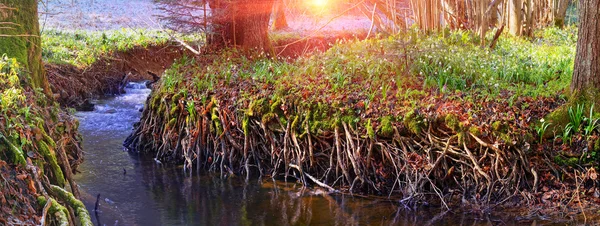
<box><xmin>0</xmin><ymin>0</ymin><xmax>50</xmax><ymax>95</ymax></box>
<box><xmin>508</xmin><ymin>0</ymin><xmax>523</xmax><ymax>36</ymax></box>
<box><xmin>524</xmin><ymin>0</ymin><xmax>534</xmax><ymax>36</ymax></box>
<box><xmin>208</xmin><ymin>0</ymin><xmax>274</xmax><ymax>53</ymax></box>
<box><xmin>553</xmin><ymin>0</ymin><xmax>570</xmax><ymax>28</ymax></box>
<box><xmin>570</xmin><ymin>0</ymin><xmax>600</xmax><ymax>92</ymax></box>
<box><xmin>272</xmin><ymin>0</ymin><xmax>289</xmax><ymax>31</ymax></box>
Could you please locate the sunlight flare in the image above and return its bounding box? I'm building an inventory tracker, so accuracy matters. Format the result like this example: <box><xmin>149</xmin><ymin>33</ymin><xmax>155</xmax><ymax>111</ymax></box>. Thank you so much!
<box><xmin>310</xmin><ymin>0</ymin><xmax>328</xmax><ymax>8</ymax></box>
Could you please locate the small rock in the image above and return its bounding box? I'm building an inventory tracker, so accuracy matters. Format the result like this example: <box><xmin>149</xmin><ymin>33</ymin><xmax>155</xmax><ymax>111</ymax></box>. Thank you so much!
<box><xmin>75</xmin><ymin>100</ymin><xmax>95</xmax><ymax>112</ymax></box>
<box><xmin>104</xmin><ymin>198</ymin><xmax>115</xmax><ymax>205</ymax></box>
<box><xmin>104</xmin><ymin>109</ymin><xmax>117</xmax><ymax>114</ymax></box>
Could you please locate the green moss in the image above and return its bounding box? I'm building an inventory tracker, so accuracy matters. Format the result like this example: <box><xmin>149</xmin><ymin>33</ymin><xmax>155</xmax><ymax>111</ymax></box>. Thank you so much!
<box><xmin>545</xmin><ymin>106</ymin><xmax>571</xmax><ymax>134</ymax></box>
<box><xmin>211</xmin><ymin>107</ymin><xmax>223</xmax><ymax>135</ymax></box>
<box><xmin>51</xmin><ymin>185</ymin><xmax>93</xmax><ymax>226</ymax></box>
<box><xmin>210</xmin><ymin>107</ymin><xmax>219</xmax><ymax>121</ymax></box>
<box><xmin>247</xmin><ymin>98</ymin><xmax>268</xmax><ymax>116</ymax></box>
<box><xmin>566</xmin><ymin>157</ymin><xmax>579</xmax><ymax>167</ymax></box>
<box><xmin>445</xmin><ymin>114</ymin><xmax>460</xmax><ymax>132</ymax></box>
<box><xmin>553</xmin><ymin>155</ymin><xmax>580</xmax><ymax>167</ymax></box>
<box><xmin>0</xmin><ymin>135</ymin><xmax>26</xmax><ymax>166</ymax></box>
<box><xmin>554</xmin><ymin>155</ymin><xmax>566</xmax><ymax>165</ymax></box>
<box><xmin>37</xmin><ymin>140</ymin><xmax>65</xmax><ymax>187</ymax></box>
<box><xmin>270</xmin><ymin>98</ymin><xmax>282</xmax><ymax>113</ymax></box>
<box><xmin>290</xmin><ymin>115</ymin><xmax>300</xmax><ymax>131</ymax></box>
<box><xmin>403</xmin><ymin>110</ymin><xmax>425</xmax><ymax>135</ymax></box>
<box><xmin>261</xmin><ymin>113</ymin><xmax>277</xmax><ymax>125</ymax></box>
<box><xmin>491</xmin><ymin>121</ymin><xmax>503</xmax><ymax>132</ymax></box>
<box><xmin>242</xmin><ymin>116</ymin><xmax>250</xmax><ymax>134</ymax></box>
<box><xmin>172</xmin><ymin>93</ymin><xmax>181</xmax><ymax>102</ymax></box>
<box><xmin>0</xmin><ymin>0</ymin><xmax>47</xmax><ymax>92</ymax></box>
<box><xmin>366</xmin><ymin>119</ymin><xmax>375</xmax><ymax>139</ymax></box>
<box><xmin>468</xmin><ymin>126</ymin><xmax>481</xmax><ymax>137</ymax></box>
<box><xmin>546</xmin><ymin>89</ymin><xmax>600</xmax><ymax>134</ymax></box>
<box><xmin>37</xmin><ymin>196</ymin><xmax>69</xmax><ymax>226</ymax></box>
<box><xmin>167</xmin><ymin>118</ymin><xmax>177</xmax><ymax>129</ymax></box>
<box><xmin>379</xmin><ymin>116</ymin><xmax>394</xmax><ymax>137</ymax></box>
<box><xmin>340</xmin><ymin>115</ymin><xmax>357</xmax><ymax>129</ymax></box>
<box><xmin>169</xmin><ymin>105</ymin><xmax>179</xmax><ymax>117</ymax></box>
<box><xmin>310</xmin><ymin>120</ymin><xmax>323</xmax><ymax>134</ymax></box>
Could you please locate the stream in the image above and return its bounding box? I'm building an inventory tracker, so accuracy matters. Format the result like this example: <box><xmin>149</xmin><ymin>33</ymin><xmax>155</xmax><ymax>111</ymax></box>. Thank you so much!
<box><xmin>72</xmin><ymin>82</ymin><xmax>547</xmax><ymax>226</ymax></box>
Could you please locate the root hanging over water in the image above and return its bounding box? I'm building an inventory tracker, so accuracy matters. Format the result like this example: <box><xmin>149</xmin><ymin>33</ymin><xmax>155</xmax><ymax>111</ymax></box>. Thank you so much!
<box><xmin>125</xmin><ymin>86</ymin><xmax>537</xmax><ymax>208</ymax></box>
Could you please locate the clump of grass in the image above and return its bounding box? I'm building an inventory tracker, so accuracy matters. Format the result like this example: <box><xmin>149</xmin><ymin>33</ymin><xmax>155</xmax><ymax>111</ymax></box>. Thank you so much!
<box><xmin>536</xmin><ymin>120</ymin><xmax>551</xmax><ymax>144</ymax></box>
<box><xmin>568</xmin><ymin>104</ymin><xmax>585</xmax><ymax>133</ymax></box>
<box><xmin>584</xmin><ymin>104</ymin><xmax>599</xmax><ymax>138</ymax></box>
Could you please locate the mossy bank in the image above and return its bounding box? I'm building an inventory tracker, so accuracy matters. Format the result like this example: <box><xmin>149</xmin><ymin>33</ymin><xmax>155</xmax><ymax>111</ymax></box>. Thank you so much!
<box><xmin>126</xmin><ymin>27</ymin><xmax>600</xmax><ymax>214</ymax></box>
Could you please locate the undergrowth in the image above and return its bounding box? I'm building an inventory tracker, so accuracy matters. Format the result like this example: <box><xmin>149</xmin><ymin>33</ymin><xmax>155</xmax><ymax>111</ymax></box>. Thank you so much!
<box><xmin>42</xmin><ymin>29</ymin><xmax>202</xmax><ymax>67</ymax></box>
<box><xmin>0</xmin><ymin>56</ymin><xmax>88</xmax><ymax>225</ymax></box>
<box><xmin>127</xmin><ymin>27</ymin><xmax>599</xmax><ymax>208</ymax></box>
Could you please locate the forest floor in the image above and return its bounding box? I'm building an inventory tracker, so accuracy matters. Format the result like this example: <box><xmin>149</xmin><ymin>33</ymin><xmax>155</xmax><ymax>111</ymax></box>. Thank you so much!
<box><xmin>122</xmin><ymin>25</ymin><xmax>600</xmax><ymax>223</ymax></box>
<box><xmin>32</xmin><ymin>0</ymin><xmax>600</xmax><ymax>223</ymax></box>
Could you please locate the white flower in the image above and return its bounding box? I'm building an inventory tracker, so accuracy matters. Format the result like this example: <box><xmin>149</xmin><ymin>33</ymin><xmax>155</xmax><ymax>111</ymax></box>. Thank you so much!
<box><xmin>540</xmin><ymin>118</ymin><xmax>545</xmax><ymax>123</ymax></box>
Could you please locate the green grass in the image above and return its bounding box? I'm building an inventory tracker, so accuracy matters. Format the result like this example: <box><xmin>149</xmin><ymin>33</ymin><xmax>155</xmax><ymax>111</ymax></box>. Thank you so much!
<box><xmin>149</xmin><ymin>27</ymin><xmax>579</xmax><ymax>143</ymax></box>
<box><xmin>41</xmin><ymin>29</ymin><xmax>203</xmax><ymax>67</ymax></box>
<box><xmin>414</xmin><ymin>27</ymin><xmax>576</xmax><ymax>98</ymax></box>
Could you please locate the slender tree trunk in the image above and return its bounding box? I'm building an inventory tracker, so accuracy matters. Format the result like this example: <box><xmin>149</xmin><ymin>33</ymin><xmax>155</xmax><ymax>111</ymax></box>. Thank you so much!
<box><xmin>0</xmin><ymin>0</ymin><xmax>50</xmax><ymax>95</ymax></box>
<box><xmin>272</xmin><ymin>0</ymin><xmax>289</xmax><ymax>31</ymax></box>
<box><xmin>524</xmin><ymin>0</ymin><xmax>534</xmax><ymax>36</ymax></box>
<box><xmin>553</xmin><ymin>0</ymin><xmax>570</xmax><ymax>28</ymax></box>
<box><xmin>508</xmin><ymin>0</ymin><xmax>523</xmax><ymax>35</ymax></box>
<box><xmin>571</xmin><ymin>0</ymin><xmax>600</xmax><ymax>92</ymax></box>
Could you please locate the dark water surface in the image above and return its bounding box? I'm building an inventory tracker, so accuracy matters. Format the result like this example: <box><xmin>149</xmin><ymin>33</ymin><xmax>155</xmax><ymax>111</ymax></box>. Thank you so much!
<box><xmin>73</xmin><ymin>82</ymin><xmax>564</xmax><ymax>226</ymax></box>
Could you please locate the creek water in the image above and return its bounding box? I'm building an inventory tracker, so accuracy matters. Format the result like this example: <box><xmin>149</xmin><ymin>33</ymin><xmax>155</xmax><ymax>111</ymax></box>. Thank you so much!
<box><xmin>73</xmin><ymin>82</ymin><xmax>549</xmax><ymax>226</ymax></box>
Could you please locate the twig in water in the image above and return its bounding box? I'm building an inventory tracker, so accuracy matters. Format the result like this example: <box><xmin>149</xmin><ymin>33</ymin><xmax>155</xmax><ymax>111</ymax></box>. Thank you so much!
<box><xmin>94</xmin><ymin>194</ymin><xmax>101</xmax><ymax>212</ymax></box>
<box><xmin>289</xmin><ymin>163</ymin><xmax>338</xmax><ymax>193</ymax></box>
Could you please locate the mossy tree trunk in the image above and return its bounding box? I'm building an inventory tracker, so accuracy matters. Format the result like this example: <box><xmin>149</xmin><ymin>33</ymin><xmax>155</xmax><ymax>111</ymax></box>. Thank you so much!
<box><xmin>570</xmin><ymin>0</ymin><xmax>600</xmax><ymax>92</ymax></box>
<box><xmin>0</xmin><ymin>0</ymin><xmax>50</xmax><ymax>95</ymax></box>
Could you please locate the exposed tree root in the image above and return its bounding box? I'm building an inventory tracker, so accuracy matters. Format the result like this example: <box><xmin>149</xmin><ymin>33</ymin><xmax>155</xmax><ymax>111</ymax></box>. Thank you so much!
<box><xmin>50</xmin><ymin>185</ymin><xmax>93</xmax><ymax>226</ymax></box>
<box><xmin>125</xmin><ymin>87</ymin><xmax>539</xmax><ymax>209</ymax></box>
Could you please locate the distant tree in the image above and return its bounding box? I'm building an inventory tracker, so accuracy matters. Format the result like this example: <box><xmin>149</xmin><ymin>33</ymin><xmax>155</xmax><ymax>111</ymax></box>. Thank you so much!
<box><xmin>0</xmin><ymin>0</ymin><xmax>50</xmax><ymax>94</ymax></box>
<box><xmin>553</xmin><ymin>0</ymin><xmax>571</xmax><ymax>28</ymax></box>
<box><xmin>570</xmin><ymin>0</ymin><xmax>600</xmax><ymax>92</ymax></box>
<box><xmin>156</xmin><ymin>0</ymin><xmax>275</xmax><ymax>52</ymax></box>
<box><xmin>272</xmin><ymin>0</ymin><xmax>289</xmax><ymax>31</ymax></box>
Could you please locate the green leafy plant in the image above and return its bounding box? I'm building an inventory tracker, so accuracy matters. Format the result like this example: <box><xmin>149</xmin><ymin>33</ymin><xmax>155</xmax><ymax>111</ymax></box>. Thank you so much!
<box><xmin>584</xmin><ymin>104</ymin><xmax>598</xmax><ymax>138</ymax></box>
<box><xmin>568</xmin><ymin>104</ymin><xmax>585</xmax><ymax>133</ymax></box>
<box><xmin>561</xmin><ymin>123</ymin><xmax>573</xmax><ymax>145</ymax></box>
<box><xmin>186</xmin><ymin>101</ymin><xmax>196</xmax><ymax>120</ymax></box>
<box><xmin>535</xmin><ymin>120</ymin><xmax>551</xmax><ymax>144</ymax></box>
